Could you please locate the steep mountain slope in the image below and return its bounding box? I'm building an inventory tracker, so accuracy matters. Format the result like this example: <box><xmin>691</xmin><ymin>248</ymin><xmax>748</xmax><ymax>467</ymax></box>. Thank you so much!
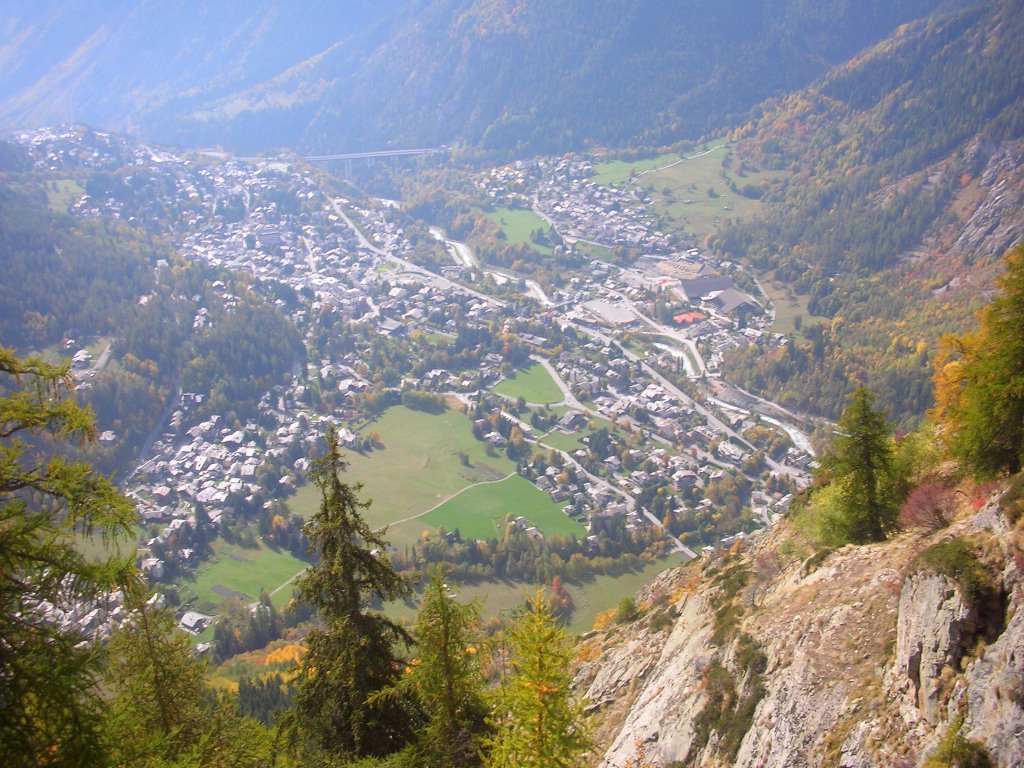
<box><xmin>713</xmin><ymin>0</ymin><xmax>1024</xmax><ymax>427</ymax></box>
<box><xmin>579</xmin><ymin>479</ymin><xmax>1024</xmax><ymax>767</ymax></box>
<box><xmin>0</xmin><ymin>1</ymin><xmax>397</xmax><ymax>138</ymax></box>
<box><xmin>1</xmin><ymin>1</ymin><xmax>958</xmax><ymax>154</ymax></box>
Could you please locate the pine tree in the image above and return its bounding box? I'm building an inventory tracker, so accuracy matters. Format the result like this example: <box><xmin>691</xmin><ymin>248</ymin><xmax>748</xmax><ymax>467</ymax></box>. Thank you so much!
<box><xmin>483</xmin><ymin>592</ymin><xmax>591</xmax><ymax>768</ymax></box>
<box><xmin>103</xmin><ymin>581</ymin><xmax>205</xmax><ymax>764</ymax></box>
<box><xmin>379</xmin><ymin>566</ymin><xmax>488</xmax><ymax>767</ymax></box>
<box><xmin>288</xmin><ymin>425</ymin><xmax>417</xmax><ymax>759</ymax></box>
<box><xmin>0</xmin><ymin>347</ymin><xmax>136</xmax><ymax>768</ymax></box>
<box><xmin>820</xmin><ymin>387</ymin><xmax>898</xmax><ymax>543</ymax></box>
<box><xmin>104</xmin><ymin>579</ymin><xmax>278</xmax><ymax>767</ymax></box>
<box><xmin>934</xmin><ymin>241</ymin><xmax>1024</xmax><ymax>477</ymax></box>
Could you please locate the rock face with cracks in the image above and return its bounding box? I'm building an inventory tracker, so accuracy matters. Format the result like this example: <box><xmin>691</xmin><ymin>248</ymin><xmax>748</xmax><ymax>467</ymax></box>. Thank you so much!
<box><xmin>578</xmin><ymin>486</ymin><xmax>1024</xmax><ymax>767</ymax></box>
<box><xmin>889</xmin><ymin>572</ymin><xmax>976</xmax><ymax>725</ymax></box>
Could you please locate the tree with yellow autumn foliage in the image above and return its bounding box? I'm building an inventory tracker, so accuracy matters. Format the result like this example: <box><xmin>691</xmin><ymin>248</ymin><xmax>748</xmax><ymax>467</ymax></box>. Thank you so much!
<box><xmin>483</xmin><ymin>592</ymin><xmax>590</xmax><ymax>768</ymax></box>
<box><xmin>934</xmin><ymin>242</ymin><xmax>1024</xmax><ymax>477</ymax></box>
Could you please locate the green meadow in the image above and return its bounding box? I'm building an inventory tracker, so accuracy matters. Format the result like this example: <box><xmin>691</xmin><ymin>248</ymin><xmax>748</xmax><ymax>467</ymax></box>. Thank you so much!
<box><xmin>190</xmin><ymin>404</ymin><xmax>679</xmax><ymax>633</ymax></box>
<box><xmin>385</xmin><ymin>555</ymin><xmax>679</xmax><ymax>635</ymax></box>
<box><xmin>538</xmin><ymin>415</ymin><xmax>618</xmax><ymax>454</ymax></box>
<box><xmin>484</xmin><ymin>206</ymin><xmax>553</xmax><ymax>254</ymax></box>
<box><xmin>45</xmin><ymin>178</ymin><xmax>85</xmax><ymax>213</ymax></box>
<box><xmin>590</xmin><ymin>153</ymin><xmax>679</xmax><ymax>186</ymax></box>
<box><xmin>416</xmin><ymin>473</ymin><xmax>585</xmax><ymax>541</ymax></box>
<box><xmin>181</xmin><ymin>539</ymin><xmax>309</xmax><ymax>613</ymax></box>
<box><xmin>288</xmin><ymin>405</ymin><xmax>517</xmax><ymax>547</ymax></box>
<box><xmin>592</xmin><ymin>145</ymin><xmax>787</xmax><ymax>235</ymax></box>
<box><xmin>637</xmin><ymin>145</ymin><xmax>783</xmax><ymax>233</ymax></box>
<box><xmin>493</xmin><ymin>362</ymin><xmax>565</xmax><ymax>404</ymax></box>
<box><xmin>760</xmin><ymin>279</ymin><xmax>830</xmax><ymax>336</ymax></box>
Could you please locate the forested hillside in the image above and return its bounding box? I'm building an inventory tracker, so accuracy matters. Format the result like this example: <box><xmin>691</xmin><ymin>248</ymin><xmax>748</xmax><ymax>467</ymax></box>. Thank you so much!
<box><xmin>0</xmin><ymin>169</ymin><xmax>302</xmax><ymax>474</ymax></box>
<box><xmin>712</xmin><ymin>0</ymin><xmax>1024</xmax><ymax>427</ymax></box>
<box><xmin>0</xmin><ymin>184</ymin><xmax>154</xmax><ymax>350</ymax></box>
<box><xmin>1</xmin><ymin>0</ymin><xmax>958</xmax><ymax>155</ymax></box>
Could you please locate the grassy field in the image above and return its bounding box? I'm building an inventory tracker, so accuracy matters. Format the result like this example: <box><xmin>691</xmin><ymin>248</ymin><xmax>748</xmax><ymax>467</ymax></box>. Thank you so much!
<box><xmin>565</xmin><ymin>556</ymin><xmax>678</xmax><ymax>633</ymax></box>
<box><xmin>45</xmin><ymin>178</ymin><xmax>85</xmax><ymax>213</ymax></box>
<box><xmin>761</xmin><ymin>279</ymin><xmax>830</xmax><ymax>336</ymax></box>
<box><xmin>72</xmin><ymin>526</ymin><xmax>142</xmax><ymax>562</ymax></box>
<box><xmin>417</xmin><ymin>474</ymin><xmax>584</xmax><ymax>541</ymax></box>
<box><xmin>200</xmin><ymin>403</ymin><xmax>674</xmax><ymax>630</ymax></box>
<box><xmin>383</xmin><ymin>577</ymin><xmax>536</xmax><ymax>628</ymax></box>
<box><xmin>384</xmin><ymin>556</ymin><xmax>679</xmax><ymax>635</ymax></box>
<box><xmin>179</xmin><ymin>539</ymin><xmax>309</xmax><ymax>613</ymax></box>
<box><xmin>288</xmin><ymin>406</ymin><xmax>517</xmax><ymax>547</ymax></box>
<box><xmin>623</xmin><ymin>145</ymin><xmax>786</xmax><ymax>235</ymax></box>
<box><xmin>493</xmin><ymin>362</ymin><xmax>564</xmax><ymax>405</ymax></box>
<box><xmin>591</xmin><ymin>153</ymin><xmax>679</xmax><ymax>186</ymax></box>
<box><xmin>538</xmin><ymin>415</ymin><xmax>617</xmax><ymax>454</ymax></box>
<box><xmin>484</xmin><ymin>206</ymin><xmax>553</xmax><ymax>254</ymax></box>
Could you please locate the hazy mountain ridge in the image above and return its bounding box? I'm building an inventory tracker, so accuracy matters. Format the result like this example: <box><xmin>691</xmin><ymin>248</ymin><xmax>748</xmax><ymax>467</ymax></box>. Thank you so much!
<box><xmin>0</xmin><ymin>1</ymin><xmax>398</xmax><ymax>136</ymax></box>
<box><xmin>1</xmin><ymin>0</ymin><xmax>960</xmax><ymax>154</ymax></box>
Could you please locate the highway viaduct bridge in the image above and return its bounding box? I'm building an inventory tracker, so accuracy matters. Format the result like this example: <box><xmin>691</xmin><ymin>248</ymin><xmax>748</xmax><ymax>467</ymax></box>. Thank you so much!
<box><xmin>304</xmin><ymin>147</ymin><xmax>446</xmax><ymax>178</ymax></box>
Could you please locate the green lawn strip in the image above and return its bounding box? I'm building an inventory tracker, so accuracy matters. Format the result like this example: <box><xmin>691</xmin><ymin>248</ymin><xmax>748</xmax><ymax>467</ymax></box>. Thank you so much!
<box><xmin>647</xmin><ymin>335</ymin><xmax>701</xmax><ymax>376</ymax></box>
<box><xmin>493</xmin><ymin>362</ymin><xmax>565</xmax><ymax>404</ymax></box>
<box><xmin>574</xmin><ymin>241</ymin><xmax>616</xmax><ymax>260</ymax></box>
<box><xmin>417</xmin><ymin>474</ymin><xmax>584</xmax><ymax>541</ymax></box>
<box><xmin>484</xmin><ymin>206</ymin><xmax>552</xmax><ymax>254</ymax></box>
<box><xmin>182</xmin><ymin>539</ymin><xmax>309</xmax><ymax>613</ymax></box>
<box><xmin>621</xmin><ymin>339</ymin><xmax>649</xmax><ymax>358</ymax></box>
<box><xmin>288</xmin><ymin>406</ymin><xmax>516</xmax><ymax>539</ymax></box>
<box><xmin>683</xmin><ymin>347</ymin><xmax>701</xmax><ymax>376</ymax></box>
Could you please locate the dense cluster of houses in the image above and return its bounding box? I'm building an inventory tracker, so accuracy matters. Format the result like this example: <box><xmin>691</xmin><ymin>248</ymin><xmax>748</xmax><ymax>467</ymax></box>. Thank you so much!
<box><xmin>476</xmin><ymin>156</ymin><xmax>674</xmax><ymax>252</ymax></box>
<box><xmin>19</xmin><ymin>128</ymin><xmax>818</xmax><ymax>631</ymax></box>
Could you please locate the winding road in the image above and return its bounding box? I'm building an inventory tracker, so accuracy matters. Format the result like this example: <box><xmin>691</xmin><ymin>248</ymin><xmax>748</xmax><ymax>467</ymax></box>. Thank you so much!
<box><xmin>331</xmin><ymin>198</ymin><xmax>505</xmax><ymax>308</ymax></box>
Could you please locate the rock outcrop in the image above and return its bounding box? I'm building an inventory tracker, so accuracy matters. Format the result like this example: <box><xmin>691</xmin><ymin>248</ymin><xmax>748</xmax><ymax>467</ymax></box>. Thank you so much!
<box><xmin>889</xmin><ymin>572</ymin><xmax>975</xmax><ymax>725</ymax></box>
<box><xmin>580</xmin><ymin>484</ymin><xmax>1024</xmax><ymax>767</ymax></box>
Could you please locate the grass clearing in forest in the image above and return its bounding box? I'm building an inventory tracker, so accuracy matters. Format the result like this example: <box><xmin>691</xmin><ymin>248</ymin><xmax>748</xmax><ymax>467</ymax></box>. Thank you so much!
<box><xmin>621</xmin><ymin>145</ymin><xmax>786</xmax><ymax>235</ymax></box>
<box><xmin>493</xmin><ymin>362</ymin><xmax>565</xmax><ymax>405</ymax></box>
<box><xmin>591</xmin><ymin>153</ymin><xmax>680</xmax><ymax>186</ymax></box>
<box><xmin>761</xmin><ymin>279</ymin><xmax>829</xmax><ymax>336</ymax></box>
<box><xmin>45</xmin><ymin>179</ymin><xmax>85</xmax><ymax>213</ymax></box>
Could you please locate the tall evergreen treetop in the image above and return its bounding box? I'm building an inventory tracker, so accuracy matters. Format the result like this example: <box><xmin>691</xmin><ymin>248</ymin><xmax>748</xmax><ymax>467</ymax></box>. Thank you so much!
<box><xmin>289</xmin><ymin>425</ymin><xmax>417</xmax><ymax>759</ymax></box>
<box><xmin>820</xmin><ymin>386</ymin><xmax>898</xmax><ymax>543</ymax></box>
<box><xmin>376</xmin><ymin>565</ymin><xmax>489</xmax><ymax>767</ymax></box>
<box><xmin>484</xmin><ymin>592</ymin><xmax>591</xmax><ymax>768</ymax></box>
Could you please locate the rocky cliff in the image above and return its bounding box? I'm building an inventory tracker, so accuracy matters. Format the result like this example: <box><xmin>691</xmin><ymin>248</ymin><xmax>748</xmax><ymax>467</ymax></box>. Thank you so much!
<box><xmin>578</xmin><ymin>477</ymin><xmax>1024</xmax><ymax>767</ymax></box>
